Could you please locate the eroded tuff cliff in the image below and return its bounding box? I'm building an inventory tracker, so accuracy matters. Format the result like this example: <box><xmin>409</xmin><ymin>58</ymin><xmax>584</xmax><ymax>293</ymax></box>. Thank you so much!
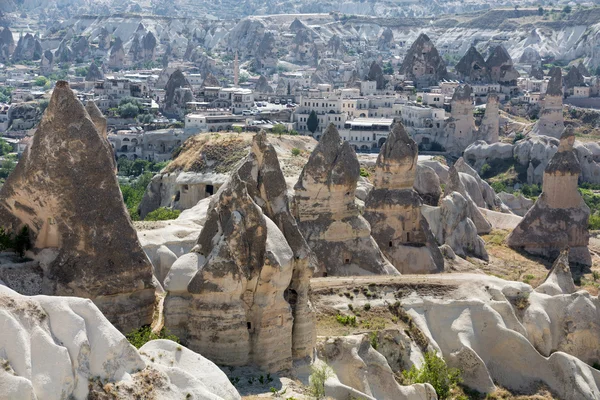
<box><xmin>364</xmin><ymin>122</ymin><xmax>444</xmax><ymax>274</ymax></box>
<box><xmin>164</xmin><ymin>132</ymin><xmax>316</xmax><ymax>372</ymax></box>
<box><xmin>507</xmin><ymin>129</ymin><xmax>591</xmax><ymax>265</ymax></box>
<box><xmin>0</xmin><ymin>81</ymin><xmax>155</xmax><ymax>332</ymax></box>
<box><xmin>293</xmin><ymin>124</ymin><xmax>397</xmax><ymax>276</ymax></box>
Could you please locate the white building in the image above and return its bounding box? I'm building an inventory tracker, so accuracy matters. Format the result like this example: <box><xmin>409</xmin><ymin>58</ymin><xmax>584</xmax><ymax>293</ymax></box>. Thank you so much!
<box><xmin>185</xmin><ymin>113</ymin><xmax>247</xmax><ymax>132</ymax></box>
<box><xmin>338</xmin><ymin>117</ymin><xmax>395</xmax><ymax>150</ymax></box>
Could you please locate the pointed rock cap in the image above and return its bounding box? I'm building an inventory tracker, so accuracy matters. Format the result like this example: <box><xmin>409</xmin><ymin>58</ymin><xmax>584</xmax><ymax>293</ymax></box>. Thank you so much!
<box><xmin>530</xmin><ymin>66</ymin><xmax>544</xmax><ymax>79</ymax></box>
<box><xmin>86</xmin><ymin>62</ymin><xmax>104</xmax><ymax>82</ymax></box>
<box><xmin>546</xmin><ymin>128</ymin><xmax>580</xmax><ymax>175</ymax></box>
<box><xmin>290</xmin><ymin>18</ymin><xmax>307</xmax><ymax>31</ymax></box>
<box><xmin>486</xmin><ymin>92</ymin><xmax>499</xmax><ymax>104</ymax></box>
<box><xmin>452</xmin><ymin>84</ymin><xmax>473</xmax><ymax>102</ymax></box>
<box><xmin>377</xmin><ymin>122</ymin><xmax>417</xmax><ymax>167</ymax></box>
<box><xmin>577</xmin><ymin>61</ymin><xmax>590</xmax><ymax>77</ymax></box>
<box><xmin>85</xmin><ymin>100</ymin><xmax>107</xmax><ymax>138</ymax></box>
<box><xmin>202</xmin><ymin>72</ymin><xmax>220</xmax><ymax>88</ymax></box>
<box><xmin>535</xmin><ymin>249</ymin><xmax>576</xmax><ymax>295</ymax></box>
<box><xmin>486</xmin><ymin>45</ymin><xmax>512</xmax><ymax>67</ymax></box>
<box><xmin>456</xmin><ymin>46</ymin><xmax>486</xmax><ymax>72</ymax></box>
<box><xmin>546</xmin><ymin>67</ymin><xmax>563</xmax><ymax>96</ymax></box>
<box><xmin>373</xmin><ymin>122</ymin><xmax>418</xmax><ymax>188</ymax></box>
<box><xmin>295</xmin><ymin>123</ymin><xmax>359</xmax><ymax>189</ymax></box>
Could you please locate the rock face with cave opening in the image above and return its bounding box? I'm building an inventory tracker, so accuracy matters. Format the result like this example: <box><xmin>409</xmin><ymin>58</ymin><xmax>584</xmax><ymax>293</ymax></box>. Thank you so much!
<box><xmin>507</xmin><ymin>129</ymin><xmax>591</xmax><ymax>265</ymax></box>
<box><xmin>364</xmin><ymin>122</ymin><xmax>444</xmax><ymax>274</ymax></box>
<box><xmin>0</xmin><ymin>81</ymin><xmax>155</xmax><ymax>332</ymax></box>
<box><xmin>164</xmin><ymin>132</ymin><xmax>316</xmax><ymax>372</ymax></box>
<box><xmin>293</xmin><ymin>124</ymin><xmax>398</xmax><ymax>276</ymax></box>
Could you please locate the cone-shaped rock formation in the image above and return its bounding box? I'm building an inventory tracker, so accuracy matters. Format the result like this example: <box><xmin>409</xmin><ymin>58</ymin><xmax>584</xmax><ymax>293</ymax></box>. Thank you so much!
<box><xmin>0</xmin><ymin>81</ymin><xmax>155</xmax><ymax>332</ymax></box>
<box><xmin>294</xmin><ymin>124</ymin><xmax>397</xmax><ymax>276</ymax></box>
<box><xmin>364</xmin><ymin>123</ymin><xmax>444</xmax><ymax>274</ymax></box>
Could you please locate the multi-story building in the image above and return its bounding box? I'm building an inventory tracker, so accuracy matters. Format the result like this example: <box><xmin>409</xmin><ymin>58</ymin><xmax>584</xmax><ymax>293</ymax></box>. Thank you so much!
<box><xmin>338</xmin><ymin>117</ymin><xmax>394</xmax><ymax>150</ymax></box>
<box><xmin>185</xmin><ymin>113</ymin><xmax>247</xmax><ymax>132</ymax></box>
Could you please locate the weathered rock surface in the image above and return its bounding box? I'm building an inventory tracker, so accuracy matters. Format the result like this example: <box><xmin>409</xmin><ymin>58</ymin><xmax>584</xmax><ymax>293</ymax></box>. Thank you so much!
<box><xmin>85</xmin><ymin>62</ymin><xmax>104</xmax><ymax>82</ymax></box>
<box><xmin>404</xmin><ymin>273</ymin><xmax>600</xmax><ymax>399</ymax></box>
<box><xmin>507</xmin><ymin>129</ymin><xmax>591</xmax><ymax>265</ymax></box>
<box><xmin>455</xmin><ymin>46</ymin><xmax>490</xmax><ymax>83</ymax></box>
<box><xmin>479</xmin><ymin>93</ymin><xmax>500</xmax><ymax>144</ymax></box>
<box><xmin>0</xmin><ymin>285</ymin><xmax>240</xmax><ymax>400</ymax></box>
<box><xmin>444</xmin><ymin>164</ymin><xmax>492</xmax><ymax>234</ymax></box>
<box><xmin>317</xmin><ymin>336</ymin><xmax>437</xmax><ymax>400</ymax></box>
<box><xmin>11</xmin><ymin>33</ymin><xmax>42</xmax><ymax>61</ymax></box>
<box><xmin>445</xmin><ymin>85</ymin><xmax>477</xmax><ymax>155</ymax></box>
<box><xmin>486</xmin><ymin>45</ymin><xmax>519</xmax><ymax>85</ymax></box>
<box><xmin>455</xmin><ymin>157</ymin><xmax>507</xmax><ymax>213</ymax></box>
<box><xmin>0</xmin><ymin>26</ymin><xmax>15</xmax><ymax>62</ymax></box>
<box><xmin>164</xmin><ymin>132</ymin><xmax>316</xmax><ymax>372</ymax></box>
<box><xmin>164</xmin><ymin>69</ymin><xmax>193</xmax><ymax>116</ymax></box>
<box><xmin>464</xmin><ymin>141</ymin><xmax>515</xmax><ymax>173</ymax></box>
<box><xmin>367</xmin><ymin>61</ymin><xmax>386</xmax><ymax>90</ymax></box>
<box><xmin>294</xmin><ymin>124</ymin><xmax>397</xmax><ymax>276</ymax></box>
<box><xmin>255</xmin><ymin>75</ymin><xmax>273</xmax><ymax>93</ymax></box>
<box><xmin>399</xmin><ymin>33</ymin><xmax>447</xmax><ymax>88</ymax></box>
<box><xmin>534</xmin><ymin>67</ymin><xmax>564</xmax><ymax>139</ymax></box>
<box><xmin>423</xmin><ymin>192</ymin><xmax>489</xmax><ymax>261</ymax></box>
<box><xmin>497</xmin><ymin>192</ymin><xmax>533</xmax><ymax>217</ymax></box>
<box><xmin>364</xmin><ymin>123</ymin><xmax>444</xmax><ymax>274</ymax></box>
<box><xmin>0</xmin><ymin>81</ymin><xmax>154</xmax><ymax>332</ymax></box>
<box><xmin>108</xmin><ymin>36</ymin><xmax>125</xmax><ymax>69</ymax></box>
<box><xmin>414</xmin><ymin>164</ymin><xmax>442</xmax><ymax>206</ymax></box>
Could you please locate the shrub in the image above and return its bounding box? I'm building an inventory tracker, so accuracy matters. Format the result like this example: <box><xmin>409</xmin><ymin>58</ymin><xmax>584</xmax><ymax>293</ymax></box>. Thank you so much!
<box><xmin>402</xmin><ymin>351</ymin><xmax>462</xmax><ymax>399</ymax></box>
<box><xmin>291</xmin><ymin>148</ymin><xmax>301</xmax><ymax>157</ymax></box>
<box><xmin>308</xmin><ymin>364</ymin><xmax>333</xmax><ymax>399</ymax></box>
<box><xmin>335</xmin><ymin>314</ymin><xmax>357</xmax><ymax>327</ymax></box>
<box><xmin>145</xmin><ymin>207</ymin><xmax>181</xmax><ymax>221</ymax></box>
<box><xmin>513</xmin><ymin>133</ymin><xmax>525</xmax><ymax>143</ymax></box>
<box><xmin>589</xmin><ymin>214</ymin><xmax>600</xmax><ymax>230</ymax></box>
<box><xmin>360</xmin><ymin>167</ymin><xmax>370</xmax><ymax>178</ymax></box>
<box><xmin>480</xmin><ymin>163</ymin><xmax>491</xmax><ymax>176</ymax></box>
<box><xmin>369</xmin><ymin>331</ymin><xmax>378</xmax><ymax>350</ymax></box>
<box><xmin>490</xmin><ymin>181</ymin><xmax>507</xmax><ymax>194</ymax></box>
<box><xmin>126</xmin><ymin>325</ymin><xmax>180</xmax><ymax>349</ymax></box>
<box><xmin>0</xmin><ymin>226</ymin><xmax>31</xmax><ymax>257</ymax></box>
<box><xmin>363</xmin><ymin>303</ymin><xmax>371</xmax><ymax>311</ymax></box>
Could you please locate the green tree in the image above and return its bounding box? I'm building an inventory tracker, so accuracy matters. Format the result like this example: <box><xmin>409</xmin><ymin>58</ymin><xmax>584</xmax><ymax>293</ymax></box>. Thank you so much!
<box><xmin>34</xmin><ymin>76</ymin><xmax>49</xmax><ymax>87</ymax></box>
<box><xmin>118</xmin><ymin>102</ymin><xmax>140</xmax><ymax>118</ymax></box>
<box><xmin>307</xmin><ymin>110</ymin><xmax>319</xmax><ymax>134</ymax></box>
<box><xmin>563</xmin><ymin>5</ymin><xmax>572</xmax><ymax>13</ymax></box>
<box><xmin>0</xmin><ymin>139</ymin><xmax>12</xmax><ymax>156</ymax></box>
<box><xmin>271</xmin><ymin>124</ymin><xmax>288</xmax><ymax>135</ymax></box>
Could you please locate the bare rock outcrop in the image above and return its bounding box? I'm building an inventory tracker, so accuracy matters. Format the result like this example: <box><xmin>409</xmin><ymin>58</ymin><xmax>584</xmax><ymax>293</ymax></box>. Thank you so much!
<box><xmin>564</xmin><ymin>65</ymin><xmax>584</xmax><ymax>89</ymax></box>
<box><xmin>255</xmin><ymin>74</ymin><xmax>273</xmax><ymax>93</ymax></box>
<box><xmin>0</xmin><ymin>26</ymin><xmax>15</xmax><ymax>62</ymax></box>
<box><xmin>0</xmin><ymin>81</ymin><xmax>155</xmax><ymax>332</ymax></box>
<box><xmin>317</xmin><ymin>335</ymin><xmax>437</xmax><ymax>400</ymax></box>
<box><xmin>422</xmin><ymin>191</ymin><xmax>489</xmax><ymax>261</ymax></box>
<box><xmin>12</xmin><ymin>33</ymin><xmax>42</xmax><ymax>61</ymax></box>
<box><xmin>108</xmin><ymin>36</ymin><xmax>125</xmax><ymax>69</ymax></box>
<box><xmin>444</xmin><ymin>164</ymin><xmax>492</xmax><ymax>235</ymax></box>
<box><xmin>0</xmin><ymin>285</ymin><xmax>240</xmax><ymax>400</ymax></box>
<box><xmin>455</xmin><ymin>157</ymin><xmax>506</xmax><ymax>212</ymax></box>
<box><xmin>164</xmin><ymin>132</ymin><xmax>316</xmax><ymax>372</ymax></box>
<box><xmin>294</xmin><ymin>124</ymin><xmax>397</xmax><ymax>276</ymax></box>
<box><xmin>367</xmin><ymin>61</ymin><xmax>386</xmax><ymax>90</ymax></box>
<box><xmin>535</xmin><ymin>67</ymin><xmax>564</xmax><ymax>139</ymax></box>
<box><xmin>86</xmin><ymin>62</ymin><xmax>104</xmax><ymax>82</ymax></box>
<box><xmin>399</xmin><ymin>33</ymin><xmax>447</xmax><ymax>88</ymax></box>
<box><xmin>445</xmin><ymin>85</ymin><xmax>477</xmax><ymax>155</ymax></box>
<box><xmin>535</xmin><ymin>249</ymin><xmax>576</xmax><ymax>296</ymax></box>
<box><xmin>485</xmin><ymin>45</ymin><xmax>519</xmax><ymax>86</ymax></box>
<box><xmin>497</xmin><ymin>192</ymin><xmax>534</xmax><ymax>217</ymax></box>
<box><xmin>364</xmin><ymin>123</ymin><xmax>444</xmax><ymax>274</ymax></box>
<box><xmin>414</xmin><ymin>163</ymin><xmax>442</xmax><ymax>206</ymax></box>
<box><xmin>479</xmin><ymin>93</ymin><xmax>500</xmax><ymax>144</ymax></box>
<box><xmin>455</xmin><ymin>46</ymin><xmax>490</xmax><ymax>83</ymax></box>
<box><xmin>164</xmin><ymin>69</ymin><xmax>192</xmax><ymax>116</ymax></box>
<box><xmin>507</xmin><ymin>129</ymin><xmax>591</xmax><ymax>265</ymax></box>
